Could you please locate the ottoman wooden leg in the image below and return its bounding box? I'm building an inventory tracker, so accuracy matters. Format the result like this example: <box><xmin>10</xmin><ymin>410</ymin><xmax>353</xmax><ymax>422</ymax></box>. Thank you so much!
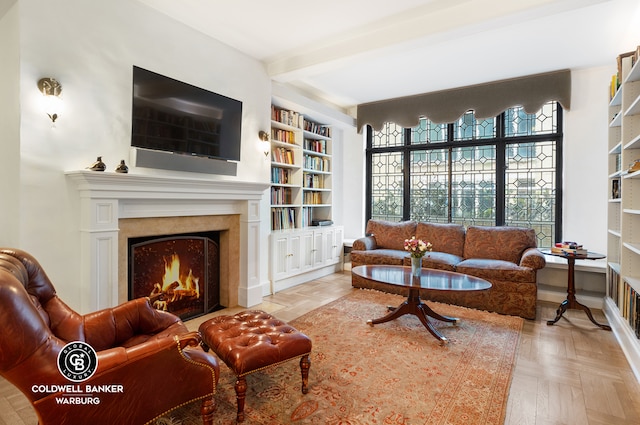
<box><xmin>235</xmin><ymin>375</ymin><xmax>248</xmax><ymax>423</ymax></box>
<box><xmin>300</xmin><ymin>354</ymin><xmax>310</xmax><ymax>394</ymax></box>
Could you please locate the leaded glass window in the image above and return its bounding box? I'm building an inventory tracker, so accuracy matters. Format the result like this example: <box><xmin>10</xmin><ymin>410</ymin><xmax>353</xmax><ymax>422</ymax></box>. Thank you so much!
<box><xmin>366</xmin><ymin>102</ymin><xmax>562</xmax><ymax>248</ymax></box>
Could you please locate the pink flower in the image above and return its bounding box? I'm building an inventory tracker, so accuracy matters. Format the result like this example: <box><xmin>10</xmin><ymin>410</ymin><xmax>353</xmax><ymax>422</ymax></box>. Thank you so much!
<box><xmin>403</xmin><ymin>236</ymin><xmax>432</xmax><ymax>258</ymax></box>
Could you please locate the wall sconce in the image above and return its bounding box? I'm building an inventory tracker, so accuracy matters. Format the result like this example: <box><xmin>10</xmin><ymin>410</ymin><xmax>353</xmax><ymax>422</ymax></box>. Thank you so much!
<box><xmin>37</xmin><ymin>78</ymin><xmax>62</xmax><ymax>123</ymax></box>
<box><xmin>259</xmin><ymin>131</ymin><xmax>270</xmax><ymax>157</ymax></box>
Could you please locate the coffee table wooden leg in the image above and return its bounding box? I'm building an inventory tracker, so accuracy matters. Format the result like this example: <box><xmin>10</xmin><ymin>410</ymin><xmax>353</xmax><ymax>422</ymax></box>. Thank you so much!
<box><xmin>367</xmin><ymin>300</ymin><xmax>411</xmax><ymax>326</ymax></box>
<box><xmin>415</xmin><ymin>304</ymin><xmax>448</xmax><ymax>344</ymax></box>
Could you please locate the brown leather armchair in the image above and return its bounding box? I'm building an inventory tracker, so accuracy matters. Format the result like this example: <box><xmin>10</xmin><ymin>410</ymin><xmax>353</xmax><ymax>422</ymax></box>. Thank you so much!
<box><xmin>0</xmin><ymin>248</ymin><xmax>219</xmax><ymax>425</ymax></box>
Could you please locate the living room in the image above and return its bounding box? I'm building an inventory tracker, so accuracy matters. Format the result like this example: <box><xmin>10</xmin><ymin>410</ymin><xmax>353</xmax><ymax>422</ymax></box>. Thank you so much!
<box><xmin>2</xmin><ymin>0</ymin><xmax>640</xmax><ymax>423</ymax></box>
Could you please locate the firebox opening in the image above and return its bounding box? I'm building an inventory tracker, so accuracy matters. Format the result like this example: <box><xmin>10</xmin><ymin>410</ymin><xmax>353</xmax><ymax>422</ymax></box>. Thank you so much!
<box><xmin>128</xmin><ymin>230</ymin><xmax>224</xmax><ymax>321</ymax></box>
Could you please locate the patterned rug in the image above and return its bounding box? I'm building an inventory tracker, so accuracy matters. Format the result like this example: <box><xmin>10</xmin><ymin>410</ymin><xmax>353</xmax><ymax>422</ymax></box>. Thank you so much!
<box><xmin>156</xmin><ymin>289</ymin><xmax>522</xmax><ymax>425</ymax></box>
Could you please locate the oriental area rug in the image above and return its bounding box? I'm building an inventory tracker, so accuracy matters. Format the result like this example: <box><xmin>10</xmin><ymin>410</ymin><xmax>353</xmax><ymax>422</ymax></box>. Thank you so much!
<box><xmin>156</xmin><ymin>289</ymin><xmax>522</xmax><ymax>425</ymax></box>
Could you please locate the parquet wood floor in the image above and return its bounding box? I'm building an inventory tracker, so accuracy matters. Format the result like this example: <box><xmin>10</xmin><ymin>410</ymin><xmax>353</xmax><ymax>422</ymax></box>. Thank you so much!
<box><xmin>2</xmin><ymin>268</ymin><xmax>639</xmax><ymax>424</ymax></box>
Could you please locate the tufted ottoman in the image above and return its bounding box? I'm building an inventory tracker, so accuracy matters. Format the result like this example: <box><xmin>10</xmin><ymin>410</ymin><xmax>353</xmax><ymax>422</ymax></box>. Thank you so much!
<box><xmin>198</xmin><ymin>310</ymin><xmax>312</xmax><ymax>422</ymax></box>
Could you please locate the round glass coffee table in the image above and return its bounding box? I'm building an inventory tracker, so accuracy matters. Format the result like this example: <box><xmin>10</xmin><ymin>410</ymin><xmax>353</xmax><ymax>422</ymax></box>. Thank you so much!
<box><xmin>351</xmin><ymin>265</ymin><xmax>492</xmax><ymax>344</ymax></box>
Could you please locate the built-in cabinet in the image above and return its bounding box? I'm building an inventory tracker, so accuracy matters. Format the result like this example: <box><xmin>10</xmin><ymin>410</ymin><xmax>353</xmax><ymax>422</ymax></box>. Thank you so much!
<box><xmin>605</xmin><ymin>47</ymin><xmax>640</xmax><ymax>379</ymax></box>
<box><xmin>270</xmin><ymin>226</ymin><xmax>344</xmax><ymax>292</ymax></box>
<box><xmin>269</xmin><ymin>102</ymin><xmax>342</xmax><ymax>292</ymax></box>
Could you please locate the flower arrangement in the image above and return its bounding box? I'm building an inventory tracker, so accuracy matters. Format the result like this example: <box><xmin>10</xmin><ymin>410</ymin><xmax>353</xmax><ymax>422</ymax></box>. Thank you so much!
<box><xmin>404</xmin><ymin>236</ymin><xmax>432</xmax><ymax>258</ymax></box>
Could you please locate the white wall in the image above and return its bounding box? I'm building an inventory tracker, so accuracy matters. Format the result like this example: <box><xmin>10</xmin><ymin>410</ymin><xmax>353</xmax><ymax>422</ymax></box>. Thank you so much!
<box><xmin>8</xmin><ymin>0</ymin><xmax>272</xmax><ymax>308</ymax></box>
<box><xmin>0</xmin><ymin>4</ymin><xmax>20</xmax><ymax>247</ymax></box>
<box><xmin>563</xmin><ymin>66</ymin><xmax>613</xmax><ymax>253</ymax></box>
<box><xmin>340</xmin><ymin>66</ymin><xmax>613</xmax><ymax>254</ymax></box>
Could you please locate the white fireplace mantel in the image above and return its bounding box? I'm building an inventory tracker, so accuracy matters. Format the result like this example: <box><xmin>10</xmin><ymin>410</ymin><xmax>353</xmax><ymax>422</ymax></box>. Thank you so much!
<box><xmin>66</xmin><ymin>170</ymin><xmax>270</xmax><ymax>314</ymax></box>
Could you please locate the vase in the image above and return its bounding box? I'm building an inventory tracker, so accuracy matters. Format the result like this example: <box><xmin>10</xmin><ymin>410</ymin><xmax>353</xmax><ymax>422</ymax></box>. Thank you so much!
<box><xmin>411</xmin><ymin>256</ymin><xmax>422</xmax><ymax>276</ymax></box>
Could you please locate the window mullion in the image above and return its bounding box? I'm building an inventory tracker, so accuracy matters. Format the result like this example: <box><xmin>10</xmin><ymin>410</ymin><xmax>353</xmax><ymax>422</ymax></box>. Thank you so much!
<box><xmin>403</xmin><ymin>128</ymin><xmax>411</xmax><ymax>220</ymax></box>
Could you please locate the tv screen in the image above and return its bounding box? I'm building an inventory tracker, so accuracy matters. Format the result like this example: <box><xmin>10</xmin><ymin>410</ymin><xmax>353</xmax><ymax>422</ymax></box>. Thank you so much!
<box><xmin>131</xmin><ymin>66</ymin><xmax>242</xmax><ymax>162</ymax></box>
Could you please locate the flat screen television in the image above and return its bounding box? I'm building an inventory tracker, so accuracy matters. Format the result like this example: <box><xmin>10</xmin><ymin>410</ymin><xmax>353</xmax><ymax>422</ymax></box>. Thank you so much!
<box><xmin>131</xmin><ymin>66</ymin><xmax>242</xmax><ymax>162</ymax></box>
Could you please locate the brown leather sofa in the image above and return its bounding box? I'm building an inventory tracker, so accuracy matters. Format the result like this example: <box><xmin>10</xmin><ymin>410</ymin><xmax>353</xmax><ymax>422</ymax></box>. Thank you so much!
<box><xmin>350</xmin><ymin>220</ymin><xmax>546</xmax><ymax>319</ymax></box>
<box><xmin>0</xmin><ymin>248</ymin><xmax>219</xmax><ymax>425</ymax></box>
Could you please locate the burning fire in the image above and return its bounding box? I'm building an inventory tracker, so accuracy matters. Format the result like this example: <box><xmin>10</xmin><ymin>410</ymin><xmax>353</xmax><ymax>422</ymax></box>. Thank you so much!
<box><xmin>150</xmin><ymin>254</ymin><xmax>200</xmax><ymax>311</ymax></box>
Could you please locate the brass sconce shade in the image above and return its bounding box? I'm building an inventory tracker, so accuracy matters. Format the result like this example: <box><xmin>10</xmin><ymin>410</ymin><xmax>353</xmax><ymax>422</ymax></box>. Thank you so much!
<box><xmin>259</xmin><ymin>131</ymin><xmax>270</xmax><ymax>157</ymax></box>
<box><xmin>37</xmin><ymin>78</ymin><xmax>62</xmax><ymax>123</ymax></box>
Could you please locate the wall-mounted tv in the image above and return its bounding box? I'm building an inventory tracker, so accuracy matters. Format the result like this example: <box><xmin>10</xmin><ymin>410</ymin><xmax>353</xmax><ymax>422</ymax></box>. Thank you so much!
<box><xmin>131</xmin><ymin>66</ymin><xmax>242</xmax><ymax>162</ymax></box>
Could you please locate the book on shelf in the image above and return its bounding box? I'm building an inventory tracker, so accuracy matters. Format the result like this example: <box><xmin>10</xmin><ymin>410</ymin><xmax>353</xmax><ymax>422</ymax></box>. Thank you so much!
<box><xmin>272</xmin><ymin>147</ymin><xmax>295</xmax><ymax>165</ymax></box>
<box><xmin>271</xmin><ymin>128</ymin><xmax>296</xmax><ymax>144</ymax></box>
<box><xmin>271</xmin><ymin>207</ymin><xmax>296</xmax><ymax>230</ymax></box>
<box><xmin>271</xmin><ymin>105</ymin><xmax>303</xmax><ymax>129</ymax></box>
<box><xmin>303</xmin><ymin>138</ymin><xmax>326</xmax><ymax>154</ymax></box>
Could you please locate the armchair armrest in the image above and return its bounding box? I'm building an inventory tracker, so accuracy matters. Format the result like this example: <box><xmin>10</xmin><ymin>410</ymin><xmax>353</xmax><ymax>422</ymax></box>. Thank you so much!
<box><xmin>177</xmin><ymin>331</ymin><xmax>202</xmax><ymax>349</ymax></box>
<box><xmin>520</xmin><ymin>247</ymin><xmax>546</xmax><ymax>270</ymax></box>
<box><xmin>352</xmin><ymin>236</ymin><xmax>377</xmax><ymax>251</ymax></box>
<box><xmin>83</xmin><ymin>297</ymin><xmax>183</xmax><ymax>351</ymax></box>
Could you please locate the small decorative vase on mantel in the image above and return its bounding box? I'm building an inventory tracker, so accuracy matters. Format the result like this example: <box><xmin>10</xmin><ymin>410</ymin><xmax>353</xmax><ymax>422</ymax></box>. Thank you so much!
<box><xmin>411</xmin><ymin>256</ymin><xmax>422</xmax><ymax>276</ymax></box>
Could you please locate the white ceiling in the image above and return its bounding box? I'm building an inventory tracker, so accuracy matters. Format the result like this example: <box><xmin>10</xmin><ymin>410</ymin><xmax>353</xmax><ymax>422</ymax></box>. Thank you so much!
<box><xmin>5</xmin><ymin>0</ymin><xmax>639</xmax><ymax>112</ymax></box>
<box><xmin>136</xmin><ymin>0</ymin><xmax>640</xmax><ymax>112</ymax></box>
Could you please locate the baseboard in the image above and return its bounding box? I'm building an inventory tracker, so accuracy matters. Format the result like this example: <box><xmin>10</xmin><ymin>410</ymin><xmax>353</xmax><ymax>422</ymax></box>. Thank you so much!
<box><xmin>604</xmin><ymin>297</ymin><xmax>640</xmax><ymax>382</ymax></box>
<box><xmin>537</xmin><ymin>284</ymin><xmax>605</xmax><ymax>309</ymax></box>
<box><xmin>272</xmin><ymin>264</ymin><xmax>343</xmax><ymax>293</ymax></box>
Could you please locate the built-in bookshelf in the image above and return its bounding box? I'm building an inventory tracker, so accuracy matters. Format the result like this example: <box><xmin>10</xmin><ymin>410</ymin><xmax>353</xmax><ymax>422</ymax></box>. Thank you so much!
<box><xmin>605</xmin><ymin>46</ymin><xmax>640</xmax><ymax>379</ymax></box>
<box><xmin>269</xmin><ymin>102</ymin><xmax>342</xmax><ymax>293</ymax></box>
<box><xmin>270</xmin><ymin>104</ymin><xmax>333</xmax><ymax>231</ymax></box>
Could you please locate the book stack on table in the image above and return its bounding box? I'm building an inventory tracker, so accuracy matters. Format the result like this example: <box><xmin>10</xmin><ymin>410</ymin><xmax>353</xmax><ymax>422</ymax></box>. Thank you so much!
<box><xmin>551</xmin><ymin>242</ymin><xmax>587</xmax><ymax>255</ymax></box>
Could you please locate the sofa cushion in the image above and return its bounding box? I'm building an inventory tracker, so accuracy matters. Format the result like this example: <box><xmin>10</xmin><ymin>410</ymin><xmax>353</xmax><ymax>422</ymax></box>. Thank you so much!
<box><xmin>350</xmin><ymin>249</ymin><xmax>407</xmax><ymax>266</ymax></box>
<box><xmin>402</xmin><ymin>251</ymin><xmax>462</xmax><ymax>272</ymax></box>
<box><xmin>415</xmin><ymin>222</ymin><xmax>465</xmax><ymax>257</ymax></box>
<box><xmin>365</xmin><ymin>220</ymin><xmax>417</xmax><ymax>251</ymax></box>
<box><xmin>456</xmin><ymin>258</ymin><xmax>536</xmax><ymax>283</ymax></box>
<box><xmin>463</xmin><ymin>225</ymin><xmax>536</xmax><ymax>264</ymax></box>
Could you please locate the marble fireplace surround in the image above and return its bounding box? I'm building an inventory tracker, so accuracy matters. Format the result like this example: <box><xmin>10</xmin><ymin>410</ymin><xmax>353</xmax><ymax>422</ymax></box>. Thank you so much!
<box><xmin>66</xmin><ymin>170</ymin><xmax>269</xmax><ymax>314</ymax></box>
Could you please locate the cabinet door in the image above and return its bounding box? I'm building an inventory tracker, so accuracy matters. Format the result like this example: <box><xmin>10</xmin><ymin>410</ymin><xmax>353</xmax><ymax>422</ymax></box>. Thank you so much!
<box><xmin>271</xmin><ymin>234</ymin><xmax>291</xmax><ymax>281</ymax></box>
<box><xmin>300</xmin><ymin>231</ymin><xmax>315</xmax><ymax>271</ymax></box>
<box><xmin>322</xmin><ymin>228</ymin><xmax>335</xmax><ymax>265</ymax></box>
<box><xmin>323</xmin><ymin>226</ymin><xmax>344</xmax><ymax>265</ymax></box>
<box><xmin>289</xmin><ymin>232</ymin><xmax>303</xmax><ymax>275</ymax></box>
<box><xmin>312</xmin><ymin>230</ymin><xmax>324</xmax><ymax>267</ymax></box>
<box><xmin>332</xmin><ymin>226</ymin><xmax>344</xmax><ymax>263</ymax></box>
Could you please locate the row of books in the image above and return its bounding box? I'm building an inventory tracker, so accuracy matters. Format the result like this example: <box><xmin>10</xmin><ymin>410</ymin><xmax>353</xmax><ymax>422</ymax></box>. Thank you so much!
<box><xmin>303</xmin><ymin>192</ymin><xmax>325</xmax><ymax>205</ymax></box>
<box><xmin>271</xmin><ymin>187</ymin><xmax>292</xmax><ymax>205</ymax></box>
<box><xmin>271</xmin><ymin>105</ymin><xmax>304</xmax><ymax>129</ymax></box>
<box><xmin>608</xmin><ymin>266</ymin><xmax>640</xmax><ymax>339</ymax></box>
<box><xmin>303</xmin><ymin>173</ymin><xmax>324</xmax><ymax>189</ymax></box>
<box><xmin>271</xmin><ymin>167</ymin><xmax>291</xmax><ymax>185</ymax></box>
<box><xmin>610</xmin><ymin>46</ymin><xmax>640</xmax><ymax>101</ymax></box>
<box><xmin>303</xmin><ymin>119</ymin><xmax>331</xmax><ymax>138</ymax></box>
<box><xmin>271</xmin><ymin>207</ymin><xmax>296</xmax><ymax>230</ymax></box>
<box><xmin>303</xmin><ymin>138</ymin><xmax>327</xmax><ymax>154</ymax></box>
<box><xmin>620</xmin><ymin>280</ymin><xmax>640</xmax><ymax>339</ymax></box>
<box><xmin>271</xmin><ymin>128</ymin><xmax>297</xmax><ymax>144</ymax></box>
<box><xmin>272</xmin><ymin>147</ymin><xmax>294</xmax><ymax>165</ymax></box>
<box><xmin>303</xmin><ymin>155</ymin><xmax>330</xmax><ymax>172</ymax></box>
<box><xmin>551</xmin><ymin>241</ymin><xmax>587</xmax><ymax>255</ymax></box>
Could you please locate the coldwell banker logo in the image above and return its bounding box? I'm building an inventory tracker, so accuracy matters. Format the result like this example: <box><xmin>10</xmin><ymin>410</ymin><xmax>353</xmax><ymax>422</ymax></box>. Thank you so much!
<box><xmin>57</xmin><ymin>341</ymin><xmax>98</xmax><ymax>382</ymax></box>
<box><xmin>32</xmin><ymin>341</ymin><xmax>124</xmax><ymax>405</ymax></box>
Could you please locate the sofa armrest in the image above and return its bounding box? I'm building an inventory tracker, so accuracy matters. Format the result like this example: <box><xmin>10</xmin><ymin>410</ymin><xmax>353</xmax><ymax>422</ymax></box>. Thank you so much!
<box><xmin>519</xmin><ymin>248</ymin><xmax>546</xmax><ymax>270</ymax></box>
<box><xmin>353</xmin><ymin>236</ymin><xmax>377</xmax><ymax>251</ymax></box>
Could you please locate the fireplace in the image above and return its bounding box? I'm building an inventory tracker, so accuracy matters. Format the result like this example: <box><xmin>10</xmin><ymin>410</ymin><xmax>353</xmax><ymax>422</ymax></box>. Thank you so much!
<box><xmin>129</xmin><ymin>232</ymin><xmax>221</xmax><ymax>320</ymax></box>
<box><xmin>66</xmin><ymin>171</ymin><xmax>269</xmax><ymax>314</ymax></box>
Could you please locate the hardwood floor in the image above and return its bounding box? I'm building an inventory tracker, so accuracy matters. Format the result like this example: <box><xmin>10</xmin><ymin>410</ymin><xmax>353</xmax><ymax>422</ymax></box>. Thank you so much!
<box><xmin>2</xmin><ymin>268</ymin><xmax>640</xmax><ymax>424</ymax></box>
